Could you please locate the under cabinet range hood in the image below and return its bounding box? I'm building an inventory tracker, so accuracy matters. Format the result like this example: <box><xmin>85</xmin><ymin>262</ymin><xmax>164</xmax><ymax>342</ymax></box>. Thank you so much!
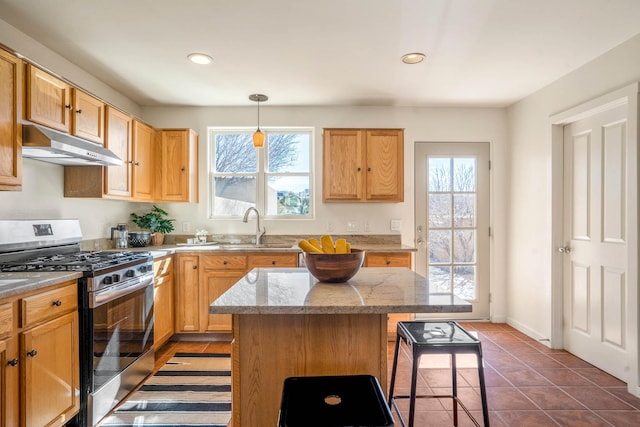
<box><xmin>22</xmin><ymin>124</ymin><xmax>123</xmax><ymax>166</ymax></box>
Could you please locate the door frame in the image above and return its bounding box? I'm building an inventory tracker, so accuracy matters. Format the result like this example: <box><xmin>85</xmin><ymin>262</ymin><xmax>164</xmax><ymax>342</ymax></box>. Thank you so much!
<box><xmin>550</xmin><ymin>82</ymin><xmax>639</xmax><ymax>395</ymax></box>
<box><xmin>413</xmin><ymin>141</ymin><xmax>493</xmax><ymax>320</ymax></box>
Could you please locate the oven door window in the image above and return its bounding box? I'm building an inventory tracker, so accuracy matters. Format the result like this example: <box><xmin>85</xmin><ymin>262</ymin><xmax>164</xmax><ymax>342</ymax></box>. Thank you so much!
<box><xmin>92</xmin><ymin>284</ymin><xmax>153</xmax><ymax>390</ymax></box>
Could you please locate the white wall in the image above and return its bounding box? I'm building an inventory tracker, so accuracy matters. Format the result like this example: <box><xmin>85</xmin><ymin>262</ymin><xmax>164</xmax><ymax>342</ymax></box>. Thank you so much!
<box><xmin>0</xmin><ymin>17</ymin><xmax>510</xmax><ymax>322</ymax></box>
<box><xmin>0</xmin><ymin>18</ymin><xmax>143</xmax><ymax>239</ymax></box>
<box><xmin>142</xmin><ymin>105</ymin><xmax>509</xmax><ymax>321</ymax></box>
<box><xmin>506</xmin><ymin>33</ymin><xmax>640</xmax><ymax>341</ymax></box>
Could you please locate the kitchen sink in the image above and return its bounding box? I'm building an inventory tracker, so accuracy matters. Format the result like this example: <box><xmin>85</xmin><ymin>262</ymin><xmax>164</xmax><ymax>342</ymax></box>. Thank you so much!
<box><xmin>213</xmin><ymin>243</ymin><xmax>296</xmax><ymax>250</ymax></box>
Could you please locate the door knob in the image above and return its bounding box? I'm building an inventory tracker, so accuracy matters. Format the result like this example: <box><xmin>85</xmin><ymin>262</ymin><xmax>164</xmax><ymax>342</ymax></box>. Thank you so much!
<box><xmin>558</xmin><ymin>246</ymin><xmax>571</xmax><ymax>253</ymax></box>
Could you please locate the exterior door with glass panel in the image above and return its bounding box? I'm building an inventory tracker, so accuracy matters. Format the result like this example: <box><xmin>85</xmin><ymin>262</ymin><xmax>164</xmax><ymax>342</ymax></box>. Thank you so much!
<box><xmin>414</xmin><ymin>142</ymin><xmax>490</xmax><ymax>319</ymax></box>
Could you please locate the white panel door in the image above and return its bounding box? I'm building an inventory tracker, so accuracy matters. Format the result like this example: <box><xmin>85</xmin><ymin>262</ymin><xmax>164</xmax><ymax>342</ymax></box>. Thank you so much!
<box><xmin>414</xmin><ymin>142</ymin><xmax>490</xmax><ymax>319</ymax></box>
<box><xmin>562</xmin><ymin>104</ymin><xmax>629</xmax><ymax>381</ymax></box>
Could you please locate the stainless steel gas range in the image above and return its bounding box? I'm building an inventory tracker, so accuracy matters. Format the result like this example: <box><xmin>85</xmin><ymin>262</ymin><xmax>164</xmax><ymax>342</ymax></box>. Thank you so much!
<box><xmin>0</xmin><ymin>219</ymin><xmax>155</xmax><ymax>427</ymax></box>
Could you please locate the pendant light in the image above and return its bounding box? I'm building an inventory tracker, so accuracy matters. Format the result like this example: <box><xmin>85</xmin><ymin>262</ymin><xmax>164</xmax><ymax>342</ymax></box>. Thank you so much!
<box><xmin>249</xmin><ymin>94</ymin><xmax>268</xmax><ymax>148</ymax></box>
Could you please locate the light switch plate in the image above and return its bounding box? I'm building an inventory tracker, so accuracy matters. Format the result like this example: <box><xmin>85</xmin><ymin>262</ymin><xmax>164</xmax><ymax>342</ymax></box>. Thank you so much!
<box><xmin>390</xmin><ymin>219</ymin><xmax>401</xmax><ymax>231</ymax></box>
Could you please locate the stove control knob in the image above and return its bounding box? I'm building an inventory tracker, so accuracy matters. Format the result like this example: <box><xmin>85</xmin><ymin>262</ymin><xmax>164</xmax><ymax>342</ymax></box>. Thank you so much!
<box><xmin>125</xmin><ymin>270</ymin><xmax>135</xmax><ymax>278</ymax></box>
<box><xmin>112</xmin><ymin>274</ymin><xmax>121</xmax><ymax>282</ymax></box>
<box><xmin>103</xmin><ymin>276</ymin><xmax>113</xmax><ymax>285</ymax></box>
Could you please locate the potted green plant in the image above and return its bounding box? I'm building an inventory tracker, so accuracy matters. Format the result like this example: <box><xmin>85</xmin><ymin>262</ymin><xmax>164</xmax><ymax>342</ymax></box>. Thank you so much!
<box><xmin>130</xmin><ymin>205</ymin><xmax>175</xmax><ymax>246</ymax></box>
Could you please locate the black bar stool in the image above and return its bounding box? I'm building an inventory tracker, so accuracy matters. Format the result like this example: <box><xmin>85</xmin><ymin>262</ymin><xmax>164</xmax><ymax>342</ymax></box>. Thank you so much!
<box><xmin>388</xmin><ymin>321</ymin><xmax>490</xmax><ymax>427</ymax></box>
<box><xmin>278</xmin><ymin>375</ymin><xmax>394</xmax><ymax>427</ymax></box>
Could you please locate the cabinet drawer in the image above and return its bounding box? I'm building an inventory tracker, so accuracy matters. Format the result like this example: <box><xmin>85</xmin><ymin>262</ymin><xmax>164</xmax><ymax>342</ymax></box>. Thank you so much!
<box><xmin>0</xmin><ymin>302</ymin><xmax>13</xmax><ymax>338</ymax></box>
<box><xmin>202</xmin><ymin>255</ymin><xmax>248</xmax><ymax>270</ymax></box>
<box><xmin>21</xmin><ymin>282</ymin><xmax>78</xmax><ymax>328</ymax></box>
<box><xmin>251</xmin><ymin>254</ymin><xmax>298</xmax><ymax>268</ymax></box>
<box><xmin>365</xmin><ymin>252</ymin><xmax>412</xmax><ymax>268</ymax></box>
<box><xmin>154</xmin><ymin>255</ymin><xmax>174</xmax><ymax>277</ymax></box>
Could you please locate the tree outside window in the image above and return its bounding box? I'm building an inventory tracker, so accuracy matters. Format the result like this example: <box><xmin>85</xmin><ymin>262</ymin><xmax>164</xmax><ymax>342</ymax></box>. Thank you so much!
<box><xmin>209</xmin><ymin>128</ymin><xmax>312</xmax><ymax>218</ymax></box>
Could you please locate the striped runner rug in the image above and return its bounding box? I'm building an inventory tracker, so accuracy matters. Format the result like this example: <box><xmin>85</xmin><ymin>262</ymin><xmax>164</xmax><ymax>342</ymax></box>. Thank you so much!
<box><xmin>100</xmin><ymin>352</ymin><xmax>232</xmax><ymax>427</ymax></box>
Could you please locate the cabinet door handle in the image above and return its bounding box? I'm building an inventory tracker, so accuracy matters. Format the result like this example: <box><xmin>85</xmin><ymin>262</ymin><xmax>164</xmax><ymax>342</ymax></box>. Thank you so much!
<box><xmin>27</xmin><ymin>349</ymin><xmax>38</xmax><ymax>358</ymax></box>
<box><xmin>368</xmin><ymin>167</ymin><xmax>372</xmax><ymax>172</ymax></box>
<box><xmin>357</xmin><ymin>167</ymin><xmax>361</xmax><ymax>171</ymax></box>
<box><xmin>65</xmin><ymin>104</ymin><xmax>73</xmax><ymax>110</ymax></box>
<box><xmin>223</xmin><ymin>261</ymin><xmax>228</xmax><ymax>265</ymax></box>
<box><xmin>192</xmin><ymin>265</ymin><xmax>198</xmax><ymax>269</ymax></box>
<box><xmin>7</xmin><ymin>358</ymin><xmax>18</xmax><ymax>367</ymax></box>
<box><xmin>271</xmin><ymin>260</ymin><xmax>276</xmax><ymax>265</ymax></box>
<box><xmin>386</xmin><ymin>260</ymin><xmax>391</xmax><ymax>265</ymax></box>
<box><xmin>181</xmin><ymin>167</ymin><xmax>186</xmax><ymax>172</ymax></box>
<box><xmin>76</xmin><ymin>109</ymin><xmax>82</xmax><ymax>114</ymax></box>
<box><xmin>52</xmin><ymin>299</ymin><xmax>62</xmax><ymax>307</ymax></box>
<box><xmin>134</xmin><ymin>162</ymin><xmax>140</xmax><ymax>166</ymax></box>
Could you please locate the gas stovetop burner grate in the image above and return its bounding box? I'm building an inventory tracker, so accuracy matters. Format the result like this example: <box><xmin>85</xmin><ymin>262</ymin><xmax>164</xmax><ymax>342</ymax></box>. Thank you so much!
<box><xmin>0</xmin><ymin>250</ymin><xmax>152</xmax><ymax>274</ymax></box>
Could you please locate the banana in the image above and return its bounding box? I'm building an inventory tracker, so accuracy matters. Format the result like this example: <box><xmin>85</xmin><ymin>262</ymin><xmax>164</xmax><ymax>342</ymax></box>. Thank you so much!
<box><xmin>298</xmin><ymin>240</ymin><xmax>323</xmax><ymax>253</ymax></box>
<box><xmin>335</xmin><ymin>238</ymin><xmax>348</xmax><ymax>254</ymax></box>
<box><xmin>298</xmin><ymin>236</ymin><xmax>353</xmax><ymax>254</ymax></box>
<box><xmin>320</xmin><ymin>235</ymin><xmax>336</xmax><ymax>253</ymax></box>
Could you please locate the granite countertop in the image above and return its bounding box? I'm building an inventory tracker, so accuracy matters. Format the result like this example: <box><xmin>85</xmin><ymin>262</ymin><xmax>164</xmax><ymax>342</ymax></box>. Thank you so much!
<box><xmin>0</xmin><ymin>271</ymin><xmax>83</xmax><ymax>299</ymax></box>
<box><xmin>126</xmin><ymin>243</ymin><xmax>416</xmax><ymax>258</ymax></box>
<box><xmin>89</xmin><ymin>234</ymin><xmax>416</xmax><ymax>256</ymax></box>
<box><xmin>210</xmin><ymin>267</ymin><xmax>470</xmax><ymax>315</ymax></box>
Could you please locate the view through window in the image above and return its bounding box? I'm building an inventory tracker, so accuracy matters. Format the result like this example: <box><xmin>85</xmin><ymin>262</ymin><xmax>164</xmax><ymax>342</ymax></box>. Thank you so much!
<box><xmin>209</xmin><ymin>128</ymin><xmax>313</xmax><ymax>218</ymax></box>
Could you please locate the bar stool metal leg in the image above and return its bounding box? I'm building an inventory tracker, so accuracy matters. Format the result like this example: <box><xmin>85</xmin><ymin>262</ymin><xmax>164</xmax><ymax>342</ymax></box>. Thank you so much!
<box><xmin>477</xmin><ymin>351</ymin><xmax>490</xmax><ymax>427</ymax></box>
<box><xmin>452</xmin><ymin>352</ymin><xmax>458</xmax><ymax>426</ymax></box>
<box><xmin>408</xmin><ymin>345</ymin><xmax>420</xmax><ymax>427</ymax></box>
<box><xmin>388</xmin><ymin>331</ymin><xmax>401</xmax><ymax>406</ymax></box>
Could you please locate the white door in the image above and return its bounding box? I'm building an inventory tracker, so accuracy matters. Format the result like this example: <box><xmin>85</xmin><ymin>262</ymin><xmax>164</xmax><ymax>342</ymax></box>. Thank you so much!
<box><xmin>562</xmin><ymin>105</ymin><xmax>630</xmax><ymax>381</ymax></box>
<box><xmin>414</xmin><ymin>142</ymin><xmax>490</xmax><ymax>319</ymax></box>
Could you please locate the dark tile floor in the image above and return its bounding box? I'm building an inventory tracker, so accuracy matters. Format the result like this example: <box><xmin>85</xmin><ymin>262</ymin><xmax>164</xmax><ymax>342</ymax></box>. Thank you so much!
<box><xmin>387</xmin><ymin>322</ymin><xmax>640</xmax><ymax>426</ymax></box>
<box><xmin>151</xmin><ymin>322</ymin><xmax>640</xmax><ymax>427</ymax></box>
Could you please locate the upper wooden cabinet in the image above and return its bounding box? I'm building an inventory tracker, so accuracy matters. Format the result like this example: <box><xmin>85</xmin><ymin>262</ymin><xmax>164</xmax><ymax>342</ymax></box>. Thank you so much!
<box><xmin>132</xmin><ymin>120</ymin><xmax>155</xmax><ymax>201</ymax></box>
<box><xmin>64</xmin><ymin>124</ymin><xmax>199</xmax><ymax>202</ymax></box>
<box><xmin>159</xmin><ymin>129</ymin><xmax>199</xmax><ymax>203</ymax></box>
<box><xmin>25</xmin><ymin>65</ymin><xmax>106</xmax><ymax>146</ymax></box>
<box><xmin>104</xmin><ymin>106</ymin><xmax>133</xmax><ymax>198</ymax></box>
<box><xmin>323</xmin><ymin>128</ymin><xmax>404</xmax><ymax>202</ymax></box>
<box><xmin>25</xmin><ymin>64</ymin><xmax>72</xmax><ymax>133</ymax></box>
<box><xmin>71</xmin><ymin>88</ymin><xmax>105</xmax><ymax>144</ymax></box>
<box><xmin>0</xmin><ymin>49</ymin><xmax>23</xmax><ymax>191</ymax></box>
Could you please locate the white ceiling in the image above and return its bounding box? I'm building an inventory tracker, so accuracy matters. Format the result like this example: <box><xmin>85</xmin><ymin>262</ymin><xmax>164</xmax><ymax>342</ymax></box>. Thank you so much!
<box><xmin>2</xmin><ymin>0</ymin><xmax>640</xmax><ymax>108</ymax></box>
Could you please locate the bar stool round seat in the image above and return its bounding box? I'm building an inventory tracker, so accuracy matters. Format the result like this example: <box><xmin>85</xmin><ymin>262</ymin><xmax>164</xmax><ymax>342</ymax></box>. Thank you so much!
<box><xmin>278</xmin><ymin>375</ymin><xmax>394</xmax><ymax>427</ymax></box>
<box><xmin>388</xmin><ymin>321</ymin><xmax>490</xmax><ymax>427</ymax></box>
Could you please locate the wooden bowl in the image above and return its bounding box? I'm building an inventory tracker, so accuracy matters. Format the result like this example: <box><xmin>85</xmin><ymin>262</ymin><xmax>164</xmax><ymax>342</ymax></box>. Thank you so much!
<box><xmin>302</xmin><ymin>249</ymin><xmax>365</xmax><ymax>283</ymax></box>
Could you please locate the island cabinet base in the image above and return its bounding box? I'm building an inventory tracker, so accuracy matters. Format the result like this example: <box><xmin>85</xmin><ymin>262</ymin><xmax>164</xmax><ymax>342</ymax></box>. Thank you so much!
<box><xmin>231</xmin><ymin>313</ymin><xmax>388</xmax><ymax>427</ymax></box>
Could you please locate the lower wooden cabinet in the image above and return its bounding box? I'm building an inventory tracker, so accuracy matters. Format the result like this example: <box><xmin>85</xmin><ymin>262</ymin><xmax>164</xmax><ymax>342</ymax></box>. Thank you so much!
<box><xmin>364</xmin><ymin>251</ymin><xmax>414</xmax><ymax>339</ymax></box>
<box><xmin>153</xmin><ymin>255</ymin><xmax>174</xmax><ymax>349</ymax></box>
<box><xmin>0</xmin><ymin>280</ymin><xmax>79</xmax><ymax>427</ymax></box>
<box><xmin>175</xmin><ymin>252</ymin><xmax>299</xmax><ymax>333</ymax></box>
<box><xmin>22</xmin><ymin>311</ymin><xmax>79</xmax><ymax>427</ymax></box>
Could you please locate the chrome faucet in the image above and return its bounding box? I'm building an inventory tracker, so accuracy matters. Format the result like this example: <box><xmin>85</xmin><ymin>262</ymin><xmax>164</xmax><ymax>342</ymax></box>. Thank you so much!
<box><xmin>242</xmin><ymin>207</ymin><xmax>265</xmax><ymax>245</ymax></box>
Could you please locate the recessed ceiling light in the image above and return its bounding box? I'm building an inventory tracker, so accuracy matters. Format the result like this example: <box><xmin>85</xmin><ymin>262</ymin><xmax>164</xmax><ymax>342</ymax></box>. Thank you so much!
<box><xmin>401</xmin><ymin>52</ymin><xmax>426</xmax><ymax>64</ymax></box>
<box><xmin>187</xmin><ymin>53</ymin><xmax>213</xmax><ymax>65</ymax></box>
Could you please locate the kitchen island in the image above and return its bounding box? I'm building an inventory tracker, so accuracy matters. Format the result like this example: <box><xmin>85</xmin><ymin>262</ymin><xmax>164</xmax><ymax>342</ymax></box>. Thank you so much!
<box><xmin>210</xmin><ymin>267</ymin><xmax>471</xmax><ymax>427</ymax></box>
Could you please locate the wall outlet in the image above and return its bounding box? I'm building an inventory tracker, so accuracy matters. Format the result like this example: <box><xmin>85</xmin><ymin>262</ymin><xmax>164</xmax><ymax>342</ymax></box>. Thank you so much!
<box><xmin>364</xmin><ymin>221</ymin><xmax>371</xmax><ymax>232</ymax></box>
<box><xmin>182</xmin><ymin>222</ymin><xmax>191</xmax><ymax>232</ymax></box>
<box><xmin>390</xmin><ymin>219</ymin><xmax>401</xmax><ymax>231</ymax></box>
<box><xmin>326</xmin><ymin>222</ymin><xmax>334</xmax><ymax>232</ymax></box>
<box><xmin>346</xmin><ymin>221</ymin><xmax>358</xmax><ymax>232</ymax></box>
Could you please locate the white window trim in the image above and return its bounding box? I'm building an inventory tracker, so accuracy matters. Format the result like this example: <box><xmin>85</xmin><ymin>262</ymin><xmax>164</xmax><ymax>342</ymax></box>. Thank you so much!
<box><xmin>207</xmin><ymin>126</ymin><xmax>315</xmax><ymax>220</ymax></box>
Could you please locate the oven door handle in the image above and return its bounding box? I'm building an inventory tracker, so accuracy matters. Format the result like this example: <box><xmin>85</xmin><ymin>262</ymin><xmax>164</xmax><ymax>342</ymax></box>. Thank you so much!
<box><xmin>90</xmin><ymin>275</ymin><xmax>153</xmax><ymax>308</ymax></box>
